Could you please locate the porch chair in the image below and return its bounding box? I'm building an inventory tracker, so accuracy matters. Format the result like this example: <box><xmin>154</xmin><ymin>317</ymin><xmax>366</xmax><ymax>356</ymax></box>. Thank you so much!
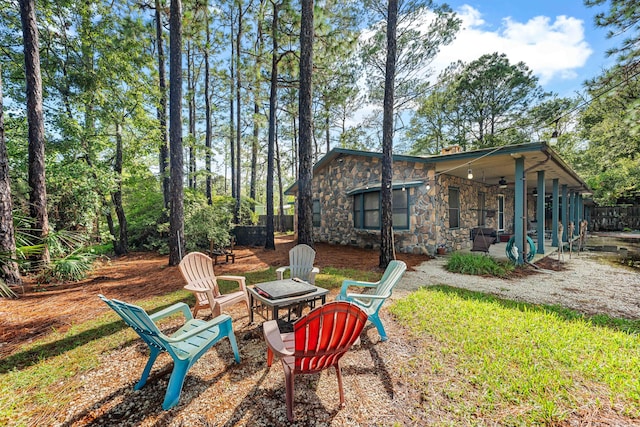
<box><xmin>276</xmin><ymin>244</ymin><xmax>320</xmax><ymax>284</ymax></box>
<box><xmin>263</xmin><ymin>301</ymin><xmax>367</xmax><ymax>422</ymax></box>
<box><xmin>336</xmin><ymin>260</ymin><xmax>407</xmax><ymax>341</ymax></box>
<box><xmin>179</xmin><ymin>251</ymin><xmax>251</xmax><ymax>318</ymax></box>
<box><xmin>98</xmin><ymin>294</ymin><xmax>240</xmax><ymax>410</ymax></box>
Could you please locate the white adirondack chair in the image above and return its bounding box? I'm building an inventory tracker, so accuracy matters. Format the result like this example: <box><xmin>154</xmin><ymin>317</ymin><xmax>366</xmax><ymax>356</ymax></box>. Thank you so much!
<box><xmin>275</xmin><ymin>244</ymin><xmax>320</xmax><ymax>284</ymax></box>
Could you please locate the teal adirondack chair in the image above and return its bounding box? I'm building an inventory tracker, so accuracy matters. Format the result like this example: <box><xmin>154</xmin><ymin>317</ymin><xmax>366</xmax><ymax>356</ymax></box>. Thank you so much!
<box><xmin>335</xmin><ymin>260</ymin><xmax>407</xmax><ymax>341</ymax></box>
<box><xmin>99</xmin><ymin>294</ymin><xmax>240</xmax><ymax>410</ymax></box>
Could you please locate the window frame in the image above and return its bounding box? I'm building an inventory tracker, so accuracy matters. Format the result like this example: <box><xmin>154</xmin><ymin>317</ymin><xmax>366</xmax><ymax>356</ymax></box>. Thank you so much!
<box><xmin>449</xmin><ymin>187</ymin><xmax>460</xmax><ymax>229</ymax></box>
<box><xmin>352</xmin><ymin>188</ymin><xmax>410</xmax><ymax>230</ymax></box>
<box><xmin>312</xmin><ymin>199</ymin><xmax>321</xmax><ymax>227</ymax></box>
<box><xmin>497</xmin><ymin>194</ymin><xmax>505</xmax><ymax>231</ymax></box>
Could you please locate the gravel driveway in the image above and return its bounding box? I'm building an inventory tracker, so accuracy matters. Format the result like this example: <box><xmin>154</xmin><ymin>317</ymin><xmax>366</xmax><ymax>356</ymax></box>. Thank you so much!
<box><xmin>397</xmin><ymin>252</ymin><xmax>640</xmax><ymax>320</ymax></box>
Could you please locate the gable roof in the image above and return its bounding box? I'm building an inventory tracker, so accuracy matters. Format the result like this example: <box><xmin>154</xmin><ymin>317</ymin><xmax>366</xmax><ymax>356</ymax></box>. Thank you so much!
<box><xmin>285</xmin><ymin>143</ymin><xmax>590</xmax><ymax>195</ymax></box>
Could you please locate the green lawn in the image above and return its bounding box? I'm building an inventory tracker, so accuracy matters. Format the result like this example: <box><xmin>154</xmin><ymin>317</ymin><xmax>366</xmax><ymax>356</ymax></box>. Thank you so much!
<box><xmin>391</xmin><ymin>285</ymin><xmax>640</xmax><ymax>425</ymax></box>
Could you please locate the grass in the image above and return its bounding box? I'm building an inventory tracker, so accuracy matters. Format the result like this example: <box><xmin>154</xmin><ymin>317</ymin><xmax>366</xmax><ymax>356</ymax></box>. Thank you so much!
<box><xmin>444</xmin><ymin>252</ymin><xmax>515</xmax><ymax>278</ymax></box>
<box><xmin>390</xmin><ymin>285</ymin><xmax>640</xmax><ymax>425</ymax></box>
<box><xmin>2</xmin><ymin>267</ymin><xmax>639</xmax><ymax>425</ymax></box>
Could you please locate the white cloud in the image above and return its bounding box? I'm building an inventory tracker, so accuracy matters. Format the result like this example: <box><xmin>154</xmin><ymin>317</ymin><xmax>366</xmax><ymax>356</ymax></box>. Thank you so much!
<box><xmin>433</xmin><ymin>6</ymin><xmax>593</xmax><ymax>86</ymax></box>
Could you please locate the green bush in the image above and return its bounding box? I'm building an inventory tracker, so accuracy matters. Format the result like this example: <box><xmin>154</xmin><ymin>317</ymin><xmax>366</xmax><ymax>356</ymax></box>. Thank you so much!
<box><xmin>445</xmin><ymin>252</ymin><xmax>514</xmax><ymax>278</ymax></box>
<box><xmin>184</xmin><ymin>191</ymin><xmax>234</xmax><ymax>252</ymax></box>
<box><xmin>42</xmin><ymin>251</ymin><xmax>97</xmax><ymax>282</ymax></box>
<box><xmin>123</xmin><ymin>175</ymin><xmax>167</xmax><ymax>252</ymax></box>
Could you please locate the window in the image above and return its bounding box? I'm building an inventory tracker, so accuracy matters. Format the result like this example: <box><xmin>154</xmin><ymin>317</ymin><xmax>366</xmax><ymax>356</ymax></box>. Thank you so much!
<box><xmin>449</xmin><ymin>187</ymin><xmax>460</xmax><ymax>228</ymax></box>
<box><xmin>497</xmin><ymin>194</ymin><xmax>505</xmax><ymax>231</ymax></box>
<box><xmin>353</xmin><ymin>189</ymin><xmax>409</xmax><ymax>230</ymax></box>
<box><xmin>363</xmin><ymin>192</ymin><xmax>380</xmax><ymax>229</ymax></box>
<box><xmin>353</xmin><ymin>193</ymin><xmax>363</xmax><ymax>228</ymax></box>
<box><xmin>312</xmin><ymin>199</ymin><xmax>321</xmax><ymax>227</ymax></box>
<box><xmin>393</xmin><ymin>189</ymin><xmax>409</xmax><ymax>228</ymax></box>
<box><xmin>478</xmin><ymin>192</ymin><xmax>486</xmax><ymax>226</ymax></box>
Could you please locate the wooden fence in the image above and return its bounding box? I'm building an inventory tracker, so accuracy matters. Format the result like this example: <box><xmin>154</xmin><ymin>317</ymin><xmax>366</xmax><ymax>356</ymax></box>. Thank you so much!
<box><xmin>590</xmin><ymin>206</ymin><xmax>640</xmax><ymax>231</ymax></box>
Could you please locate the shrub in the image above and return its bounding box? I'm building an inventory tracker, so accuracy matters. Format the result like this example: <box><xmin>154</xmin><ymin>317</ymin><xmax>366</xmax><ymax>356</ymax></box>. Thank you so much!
<box><xmin>42</xmin><ymin>251</ymin><xmax>97</xmax><ymax>282</ymax></box>
<box><xmin>184</xmin><ymin>191</ymin><xmax>234</xmax><ymax>252</ymax></box>
<box><xmin>445</xmin><ymin>252</ymin><xmax>514</xmax><ymax>278</ymax></box>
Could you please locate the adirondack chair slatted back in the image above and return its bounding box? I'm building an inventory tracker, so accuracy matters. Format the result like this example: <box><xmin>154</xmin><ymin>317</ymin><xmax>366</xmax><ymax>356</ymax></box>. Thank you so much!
<box><xmin>112</xmin><ymin>298</ymin><xmax>177</xmax><ymax>354</ymax></box>
<box><xmin>179</xmin><ymin>252</ymin><xmax>221</xmax><ymax>302</ymax></box>
<box><xmin>99</xmin><ymin>295</ymin><xmax>167</xmax><ymax>350</ymax></box>
<box><xmin>288</xmin><ymin>244</ymin><xmax>316</xmax><ymax>281</ymax></box>
<box><xmin>293</xmin><ymin>301</ymin><xmax>367</xmax><ymax>373</ymax></box>
<box><xmin>372</xmin><ymin>260</ymin><xmax>407</xmax><ymax>305</ymax></box>
<box><xmin>336</xmin><ymin>260</ymin><xmax>407</xmax><ymax>341</ymax></box>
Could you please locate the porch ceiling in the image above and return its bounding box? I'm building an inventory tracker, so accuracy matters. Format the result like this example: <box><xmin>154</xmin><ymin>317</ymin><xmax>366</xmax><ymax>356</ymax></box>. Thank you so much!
<box><xmin>428</xmin><ymin>144</ymin><xmax>589</xmax><ymax>194</ymax></box>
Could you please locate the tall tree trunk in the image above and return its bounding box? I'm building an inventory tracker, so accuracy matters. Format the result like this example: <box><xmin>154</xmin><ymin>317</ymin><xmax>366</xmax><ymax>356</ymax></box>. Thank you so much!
<box><xmin>297</xmin><ymin>0</ymin><xmax>314</xmax><ymax>247</ymax></box>
<box><xmin>234</xmin><ymin>2</ymin><xmax>244</xmax><ymax>224</ymax></box>
<box><xmin>379</xmin><ymin>0</ymin><xmax>398</xmax><ymax>268</ymax></box>
<box><xmin>229</xmin><ymin>12</ymin><xmax>236</xmax><ymax>199</ymax></box>
<box><xmin>276</xmin><ymin>126</ymin><xmax>285</xmax><ymax>232</ymax></box>
<box><xmin>155</xmin><ymin>0</ymin><xmax>170</xmax><ymax>209</ymax></box>
<box><xmin>325</xmin><ymin>102</ymin><xmax>330</xmax><ymax>154</ymax></box>
<box><xmin>112</xmin><ymin>122</ymin><xmax>128</xmax><ymax>255</ymax></box>
<box><xmin>168</xmin><ymin>0</ymin><xmax>184</xmax><ymax>266</ymax></box>
<box><xmin>204</xmin><ymin>13</ymin><xmax>213</xmax><ymax>204</ymax></box>
<box><xmin>250</xmin><ymin>0</ymin><xmax>265</xmax><ymax>208</ymax></box>
<box><xmin>187</xmin><ymin>42</ymin><xmax>196</xmax><ymax>190</ymax></box>
<box><xmin>20</xmin><ymin>0</ymin><xmax>50</xmax><ymax>265</ymax></box>
<box><xmin>265</xmin><ymin>1</ymin><xmax>280</xmax><ymax>250</ymax></box>
<box><xmin>0</xmin><ymin>65</ymin><xmax>21</xmax><ymax>288</ymax></box>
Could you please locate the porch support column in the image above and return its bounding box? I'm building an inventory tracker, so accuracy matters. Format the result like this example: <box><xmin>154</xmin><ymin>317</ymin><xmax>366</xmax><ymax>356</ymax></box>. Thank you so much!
<box><xmin>551</xmin><ymin>179</ymin><xmax>559</xmax><ymax>247</ymax></box>
<box><xmin>569</xmin><ymin>191</ymin><xmax>576</xmax><ymax>237</ymax></box>
<box><xmin>536</xmin><ymin>170</ymin><xmax>545</xmax><ymax>254</ymax></box>
<box><xmin>513</xmin><ymin>157</ymin><xmax>525</xmax><ymax>264</ymax></box>
<box><xmin>578</xmin><ymin>194</ymin><xmax>584</xmax><ymax>225</ymax></box>
<box><xmin>572</xmin><ymin>192</ymin><xmax>579</xmax><ymax>236</ymax></box>
<box><xmin>561</xmin><ymin>185</ymin><xmax>568</xmax><ymax>242</ymax></box>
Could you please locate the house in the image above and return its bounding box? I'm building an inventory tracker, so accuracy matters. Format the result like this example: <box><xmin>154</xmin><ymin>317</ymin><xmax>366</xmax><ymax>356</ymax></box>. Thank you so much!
<box><xmin>285</xmin><ymin>142</ymin><xmax>591</xmax><ymax>263</ymax></box>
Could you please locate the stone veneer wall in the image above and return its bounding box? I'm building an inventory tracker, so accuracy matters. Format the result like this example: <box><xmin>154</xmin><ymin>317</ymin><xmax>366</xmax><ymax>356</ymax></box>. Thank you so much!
<box><xmin>311</xmin><ymin>153</ymin><xmax>515</xmax><ymax>255</ymax></box>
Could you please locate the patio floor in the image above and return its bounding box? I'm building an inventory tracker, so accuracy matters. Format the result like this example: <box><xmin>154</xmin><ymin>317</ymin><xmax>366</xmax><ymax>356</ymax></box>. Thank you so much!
<box><xmin>458</xmin><ymin>237</ymin><xmax>561</xmax><ymax>263</ymax></box>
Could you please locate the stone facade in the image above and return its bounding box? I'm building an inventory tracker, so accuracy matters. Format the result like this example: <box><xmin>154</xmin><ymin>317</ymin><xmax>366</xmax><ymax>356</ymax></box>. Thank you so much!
<box><xmin>310</xmin><ymin>153</ymin><xmax>516</xmax><ymax>255</ymax></box>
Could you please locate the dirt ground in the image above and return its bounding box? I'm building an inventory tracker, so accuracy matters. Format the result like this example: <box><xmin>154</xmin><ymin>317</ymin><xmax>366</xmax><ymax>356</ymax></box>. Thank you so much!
<box><xmin>0</xmin><ymin>235</ymin><xmax>429</xmax><ymax>360</ymax></box>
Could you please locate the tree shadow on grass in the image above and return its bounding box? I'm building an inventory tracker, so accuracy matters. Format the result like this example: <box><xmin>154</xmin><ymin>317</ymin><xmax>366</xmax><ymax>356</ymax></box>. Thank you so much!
<box><xmin>0</xmin><ymin>298</ymin><xmax>187</xmax><ymax>374</ymax></box>
<box><xmin>429</xmin><ymin>284</ymin><xmax>640</xmax><ymax>334</ymax></box>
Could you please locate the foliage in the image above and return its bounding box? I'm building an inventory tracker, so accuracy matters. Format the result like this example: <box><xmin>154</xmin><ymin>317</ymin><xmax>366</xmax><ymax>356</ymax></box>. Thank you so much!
<box><xmin>391</xmin><ymin>286</ymin><xmax>640</xmax><ymax>424</ymax></box>
<box><xmin>183</xmin><ymin>190</ymin><xmax>233</xmax><ymax>252</ymax></box>
<box><xmin>585</xmin><ymin>0</ymin><xmax>640</xmax><ymax>65</ymax></box>
<box><xmin>577</xmin><ymin>65</ymin><xmax>640</xmax><ymax>204</ymax></box>
<box><xmin>41</xmin><ymin>250</ymin><xmax>96</xmax><ymax>282</ymax></box>
<box><xmin>124</xmin><ymin>175</ymin><xmax>167</xmax><ymax>252</ymax></box>
<box><xmin>444</xmin><ymin>252</ymin><xmax>515</xmax><ymax>278</ymax></box>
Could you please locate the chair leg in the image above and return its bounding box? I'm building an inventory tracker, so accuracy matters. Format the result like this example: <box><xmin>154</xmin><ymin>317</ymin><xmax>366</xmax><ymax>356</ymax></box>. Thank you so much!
<box><xmin>162</xmin><ymin>360</ymin><xmax>190</xmax><ymax>410</ymax></box>
<box><xmin>369</xmin><ymin>313</ymin><xmax>388</xmax><ymax>342</ymax></box>
<box><xmin>335</xmin><ymin>364</ymin><xmax>345</xmax><ymax>406</ymax></box>
<box><xmin>135</xmin><ymin>347</ymin><xmax>161</xmax><ymax>390</ymax></box>
<box><xmin>284</xmin><ymin>368</ymin><xmax>295</xmax><ymax>422</ymax></box>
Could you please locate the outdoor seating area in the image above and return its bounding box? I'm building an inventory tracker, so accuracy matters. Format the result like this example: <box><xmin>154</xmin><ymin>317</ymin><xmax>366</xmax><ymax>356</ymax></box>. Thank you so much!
<box><xmin>97</xmin><ymin>243</ymin><xmax>407</xmax><ymax>419</ymax></box>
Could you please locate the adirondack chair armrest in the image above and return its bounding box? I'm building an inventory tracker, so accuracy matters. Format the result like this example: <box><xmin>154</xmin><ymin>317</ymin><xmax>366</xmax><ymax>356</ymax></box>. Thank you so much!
<box><xmin>217</xmin><ymin>275</ymin><xmax>247</xmax><ymax>290</ymax></box>
<box><xmin>275</xmin><ymin>266</ymin><xmax>290</xmax><ymax>280</ymax></box>
<box><xmin>263</xmin><ymin>319</ymin><xmax>294</xmax><ymax>358</ymax></box>
<box><xmin>339</xmin><ymin>279</ymin><xmax>379</xmax><ymax>295</ymax></box>
<box><xmin>165</xmin><ymin>314</ymin><xmax>233</xmax><ymax>343</ymax></box>
<box><xmin>149</xmin><ymin>302</ymin><xmax>194</xmax><ymax>322</ymax></box>
<box><xmin>345</xmin><ymin>292</ymin><xmax>389</xmax><ymax>301</ymax></box>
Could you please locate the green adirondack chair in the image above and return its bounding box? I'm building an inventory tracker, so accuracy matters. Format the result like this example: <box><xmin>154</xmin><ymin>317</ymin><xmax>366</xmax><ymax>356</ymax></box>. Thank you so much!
<box><xmin>99</xmin><ymin>294</ymin><xmax>240</xmax><ymax>410</ymax></box>
<box><xmin>335</xmin><ymin>260</ymin><xmax>407</xmax><ymax>341</ymax></box>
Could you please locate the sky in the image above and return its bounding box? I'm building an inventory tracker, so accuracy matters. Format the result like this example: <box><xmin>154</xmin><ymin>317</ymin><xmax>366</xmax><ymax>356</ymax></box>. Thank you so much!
<box><xmin>433</xmin><ymin>0</ymin><xmax>619</xmax><ymax>97</ymax></box>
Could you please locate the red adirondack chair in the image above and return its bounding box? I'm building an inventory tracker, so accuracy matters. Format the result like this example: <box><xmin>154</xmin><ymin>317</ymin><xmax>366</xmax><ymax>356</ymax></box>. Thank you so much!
<box><xmin>263</xmin><ymin>301</ymin><xmax>368</xmax><ymax>422</ymax></box>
